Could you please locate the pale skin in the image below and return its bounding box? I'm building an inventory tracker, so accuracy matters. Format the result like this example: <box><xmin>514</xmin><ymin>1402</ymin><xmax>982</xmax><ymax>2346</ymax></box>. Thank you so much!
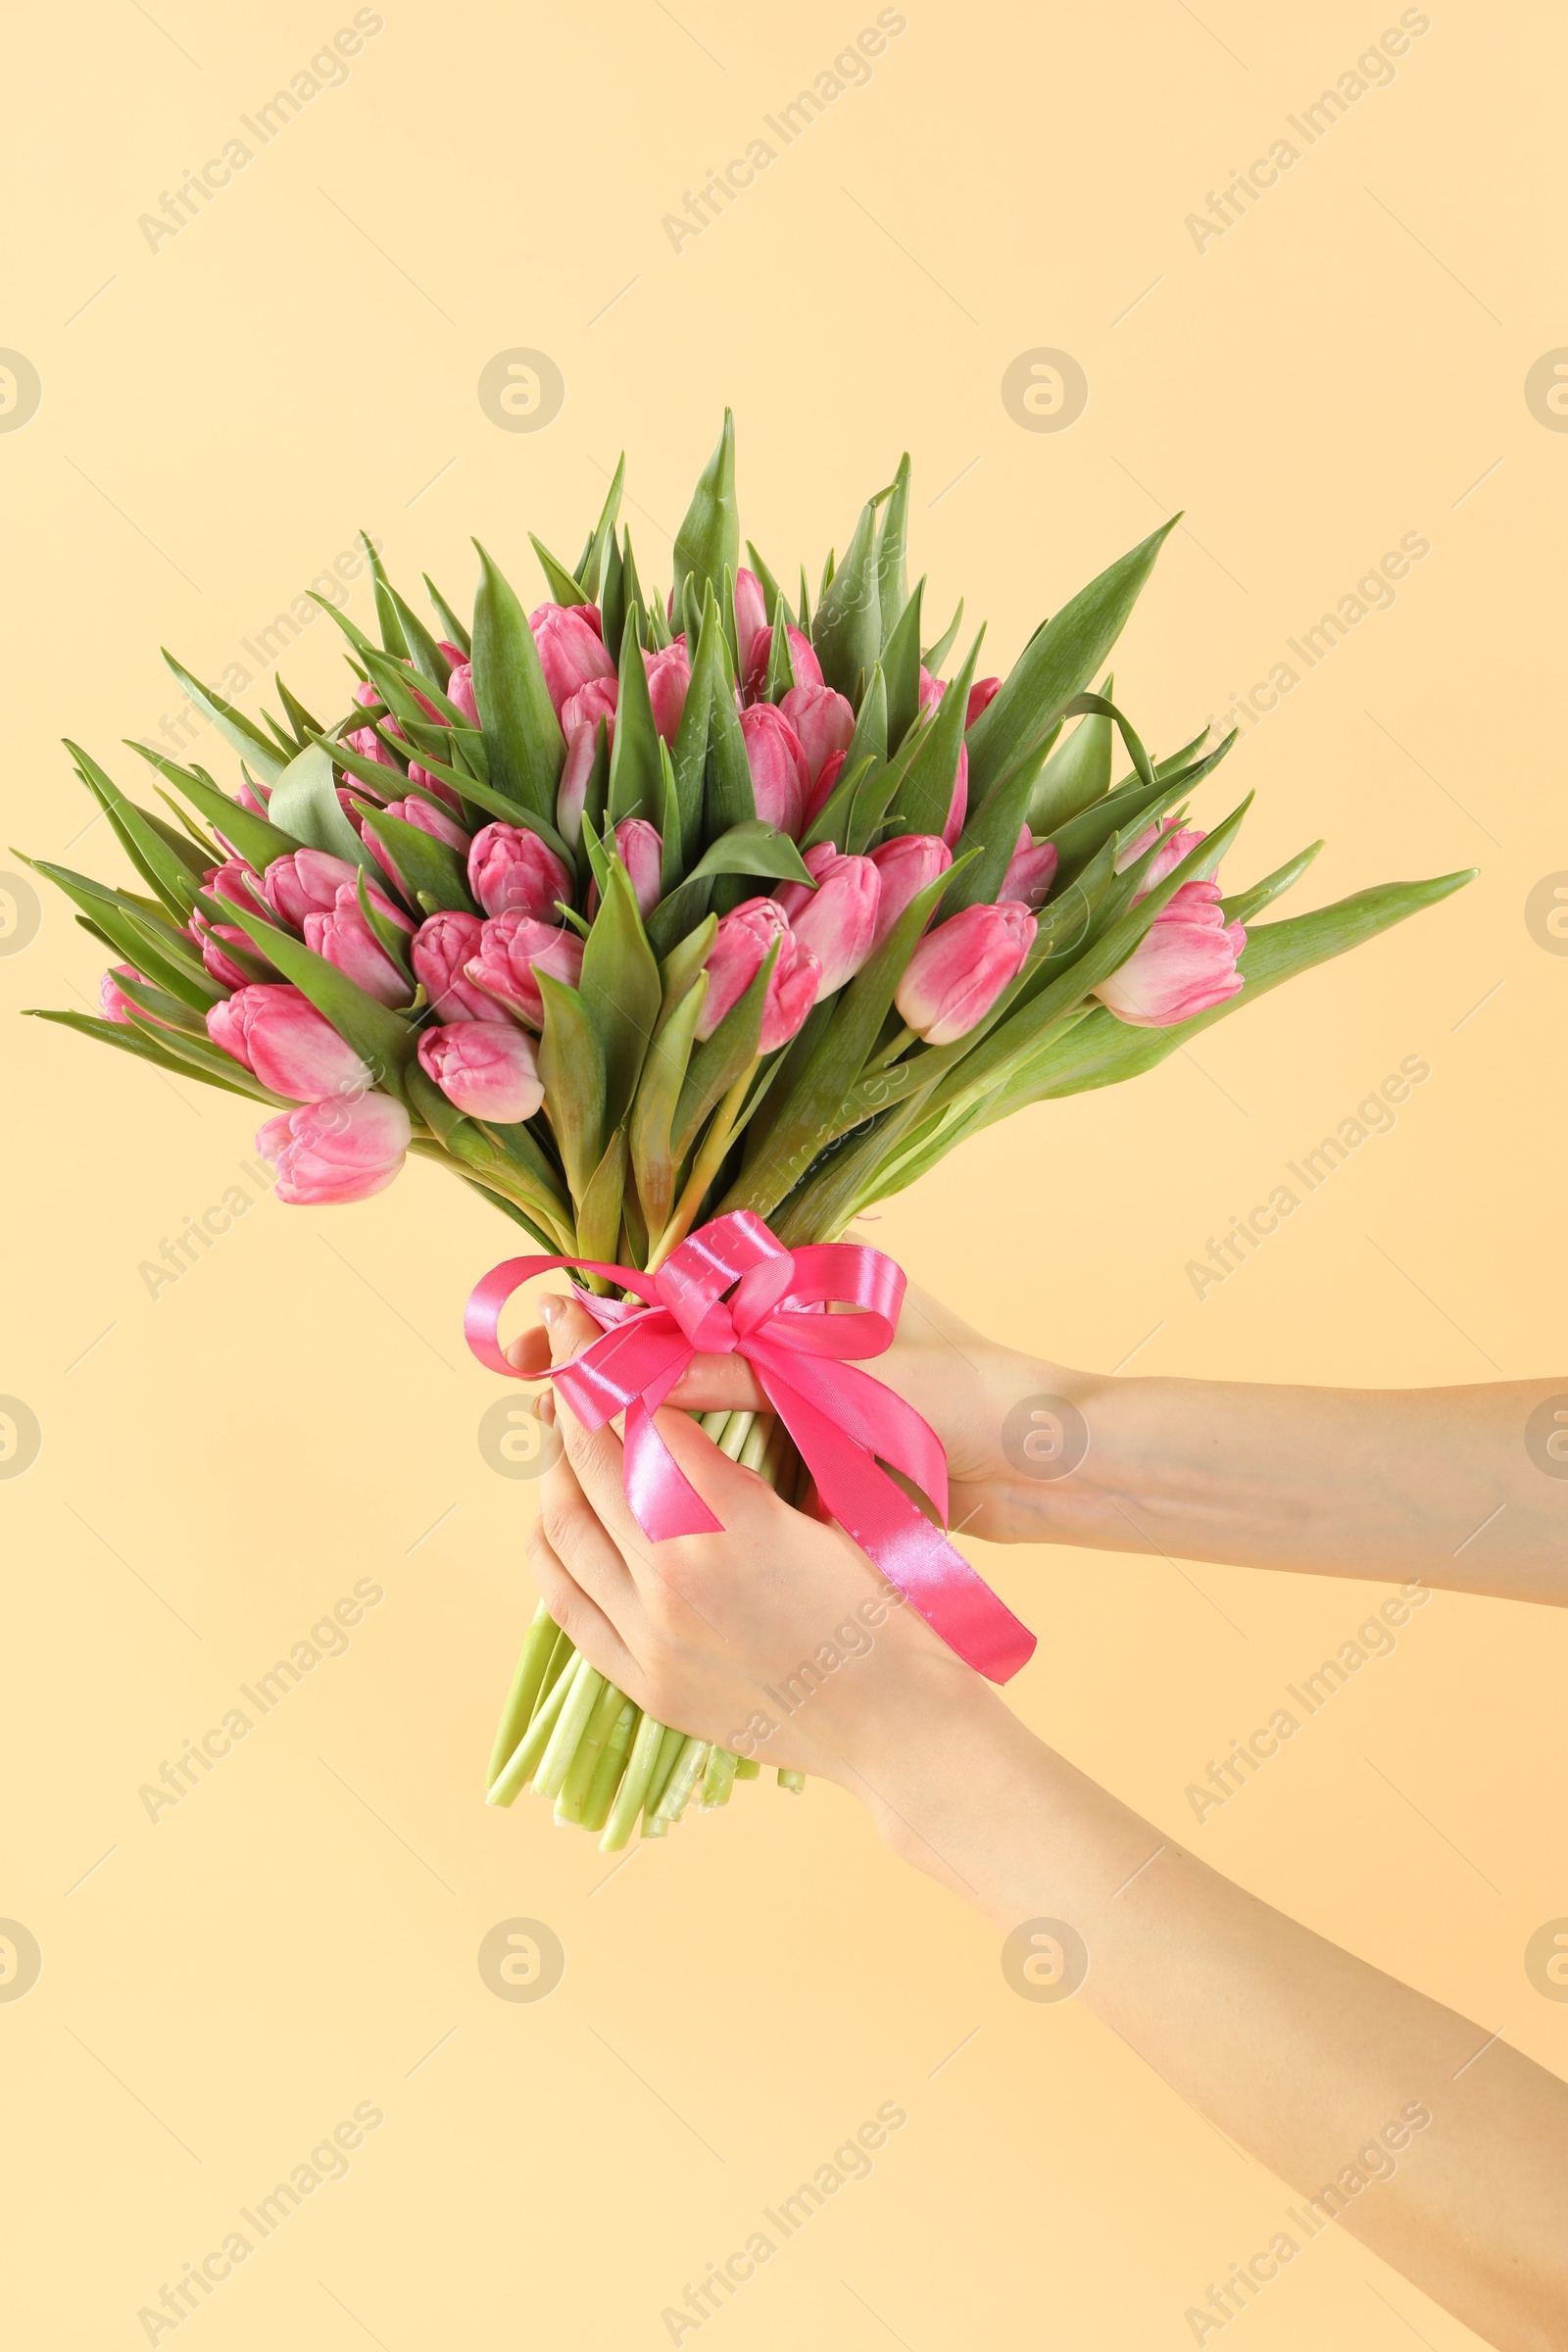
<box><xmin>513</xmin><ymin>1289</ymin><xmax>1568</xmax><ymax>2352</ymax></box>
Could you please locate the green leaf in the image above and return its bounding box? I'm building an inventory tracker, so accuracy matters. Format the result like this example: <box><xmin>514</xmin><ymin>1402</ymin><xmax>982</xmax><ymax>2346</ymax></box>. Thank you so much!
<box><xmin>110</xmin><ymin>969</ymin><xmax>209</xmax><ymax>1035</ymax></box>
<box><xmin>646</xmin><ymin>872</ymin><xmax>713</xmax><ymax>959</ymax></box>
<box><xmin>1026</xmin><ymin>671</ymin><xmax>1113</xmax><ymax>831</ymax></box>
<box><xmin>274</xmin><ymin>674</ymin><xmax>326</xmax><ymax>750</ymax></box>
<box><xmin>422</xmin><ymin>573</ymin><xmax>470</xmax><ymax>656</ymax></box>
<box><xmin>269</xmin><ymin>743</ymin><xmax>375</xmax><ymax>871</ymax></box>
<box><xmin>536</xmin><ymin>973</ymin><xmax>606</xmax><ymax>1203</ymax></box>
<box><xmin>127</xmin><ymin>1010</ymin><xmax>293</xmax><ymax>1102</ymax></box>
<box><xmin>874</xmin><ymin>455</ymin><xmax>911</xmax><ymax>646</ymax></box>
<box><xmin>630</xmin><ymin>972</ymin><xmax>708</xmax><ymax>1235</ymax></box>
<box><xmin>65</xmin><ymin>742</ymin><xmax>202</xmax><ymax>918</ymax></box>
<box><xmin>386</xmin><ymin>586</ymin><xmax>452</xmax><ymax>691</ymax></box>
<box><xmin>803</xmin><ymin>753</ymin><xmax>875</xmax><ymax>857</ymax></box>
<box><xmin>357</xmin><ymin>643</ymin><xmax>469</xmax><ymax>733</ymax></box>
<box><xmin>703</xmin><ymin>650</ymin><xmax>755</xmax><ymax>845</ymax></box>
<box><xmin>920</xmin><ymin>596</ymin><xmax>964</xmax><ymax>675</ymax></box>
<box><xmin>600</xmin><ymin>526</ymin><xmax>627</xmax><ymax>662</ymax></box>
<box><xmin>1222</xmin><ymin>842</ymin><xmax>1323</xmax><ymax>926</ymax></box>
<box><xmin>1048</xmin><ymin>731</ymin><xmax>1237</xmax><ymax>887</ymax></box>
<box><xmin>670</xmin><ymin>944</ymin><xmax>773</xmax><ymax>1166</ymax></box>
<box><xmin>608</xmin><ymin>602</ymin><xmax>663</xmax><ymax>825</ymax></box>
<box><xmin>336</xmin><ymin>731</ymin><xmax>574</xmax><ymax>877</ymax></box>
<box><xmin>744</xmin><ymin>542</ymin><xmax>793</xmax><ymax>629</ymax></box>
<box><xmin>219</xmin><ymin>899</ymin><xmax>416</xmax><ymax>1101</ymax></box>
<box><xmin>619</xmin><ymin>534</ymin><xmax>648</xmax><ymax>651</ymax></box>
<box><xmin>470</xmin><ymin>541</ymin><xmax>563</xmax><ymax>820</ymax></box>
<box><xmin>24</xmin><ymin>1006</ymin><xmax>261</xmax><ymax>1098</ymax></box>
<box><xmin>657</xmin><ymin>915</ymin><xmax>717</xmax><ymax>1024</ymax></box>
<box><xmin>673</xmin><ymin>411</ymin><xmax>739</xmax><ymax>608</ymax></box>
<box><xmin>578</xmin><ymin>859</ymin><xmax>662</xmax><ymax>1134</ymax></box>
<box><xmin>530</xmin><ymin>533</ymin><xmax>590</xmax><ymax>608</ymax></box>
<box><xmin>658</xmin><ymin>739</ymin><xmax>683</xmax><ymax>894</ymax></box>
<box><xmin>576</xmin><ymin>1127</ymin><xmax>628</xmax><ymax>1262</ymax></box>
<box><xmin>671</xmin><ymin>584</ymin><xmax>721</xmax><ymax>846</ymax></box>
<box><xmin>761</xmin><ymin>610</ymin><xmax>796</xmax><ymax>703</ymax></box>
<box><xmin>900</xmin><ymin>631</ymin><xmax>984</xmax><ymax>838</ymax></box>
<box><xmin>881</xmin><ymin>579</ymin><xmax>923</xmax><ymax>751</ymax></box>
<box><xmin>689</xmin><ymin>820</ymin><xmax>813</xmax><ymax>888</ymax></box>
<box><xmin>809</xmin><ymin>499</ymin><xmax>880</xmax><ymax>704</ymax></box>
<box><xmin>306</xmin><ymin>591</ymin><xmax>380</xmax><ymax>660</ymax></box>
<box><xmin>966</xmin><ymin>516</ymin><xmax>1179</xmax><ymax>803</ymax></box>
<box><xmin>363</xmin><ymin>533</ymin><xmax>410</xmax><ymax>662</ymax></box>
<box><xmin>354</xmin><ymin>803</ymin><xmax>476</xmax><ymax>914</ymax></box>
<box><xmin>162</xmin><ymin>653</ymin><xmax>290</xmax><ymax>785</ymax></box>
<box><xmin>721</xmin><ymin>859</ymin><xmax>967</xmax><ymax>1218</ymax></box>
<box><xmin>353</xmin><ymin>867</ymin><xmax>415</xmax><ymax>987</ymax></box>
<box><xmin>24</xmin><ymin>858</ymin><xmax>223</xmax><ymax>1008</ymax></box>
<box><xmin>580</xmin><ymin>457</ymin><xmax>624</xmax><ymax>601</ymax></box>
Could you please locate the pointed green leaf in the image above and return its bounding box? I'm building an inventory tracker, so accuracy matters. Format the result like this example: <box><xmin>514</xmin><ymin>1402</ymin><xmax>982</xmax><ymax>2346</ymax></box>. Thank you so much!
<box><xmin>881</xmin><ymin>579</ymin><xmax>923</xmax><ymax>751</ymax></box>
<box><xmin>219</xmin><ymin>899</ymin><xmax>416</xmax><ymax>1100</ymax></box>
<box><xmin>608</xmin><ymin>601</ymin><xmax>663</xmax><ymax>825</ymax></box>
<box><xmin>470</xmin><ymin>541</ymin><xmax>563</xmax><ymax>820</ymax></box>
<box><xmin>967</xmin><ymin>517</ymin><xmax>1179</xmax><ymax>802</ymax></box>
<box><xmin>162</xmin><ymin>653</ymin><xmax>289</xmax><ymax>785</ymax></box>
<box><xmin>536</xmin><ymin>973</ymin><xmax>606</xmax><ymax>1203</ymax></box>
<box><xmin>630</xmin><ymin>972</ymin><xmax>708</xmax><ymax>1235</ymax></box>
<box><xmin>579</xmin><ymin>858</ymin><xmax>662</xmax><ymax>1132</ymax></box>
<box><xmin>920</xmin><ymin>597</ymin><xmax>964</xmax><ymax>675</ymax></box>
<box><xmin>269</xmin><ymin>743</ymin><xmax>374</xmax><ymax>871</ymax></box>
<box><xmin>1027</xmin><ymin>671</ymin><xmax>1113</xmax><ymax>831</ymax></box>
<box><xmin>600</xmin><ymin>527</ymin><xmax>627</xmax><ymax>662</ymax></box>
<box><xmin>670</xmin><ymin>944</ymin><xmax>773</xmax><ymax>1166</ymax></box>
<box><xmin>66</xmin><ymin>743</ymin><xmax>202</xmax><ymax>918</ymax></box>
<box><xmin>422</xmin><ymin>573</ymin><xmax>470</xmax><ymax>656</ymax></box>
<box><xmin>900</xmin><ymin>631</ymin><xmax>984</xmax><ymax>838</ymax></box>
<box><xmin>810</xmin><ymin>499</ymin><xmax>880</xmax><ymax>704</ymax></box>
<box><xmin>803</xmin><ymin>753</ymin><xmax>875</xmax><ymax>856</ymax></box>
<box><xmin>530</xmin><ymin>533</ymin><xmax>590</xmax><ymax>608</ymax></box>
<box><xmin>1222</xmin><ymin>841</ymin><xmax>1323</xmax><ymax>925</ymax></box>
<box><xmin>703</xmin><ymin>651</ymin><xmax>755</xmax><ymax>846</ymax></box>
<box><xmin>354</xmin><ymin>803</ymin><xmax>475</xmax><ymax>914</ymax></box>
<box><xmin>671</xmin><ymin>585</ymin><xmax>721</xmax><ymax>846</ymax></box>
<box><xmin>576</xmin><ymin>1127</ymin><xmax>628</xmax><ymax>1262</ymax></box>
<box><xmin>658</xmin><ymin>740</ymin><xmax>683</xmax><ymax>893</ymax></box>
<box><xmin>581</xmin><ymin>457</ymin><xmax>624</xmax><ymax>601</ymax></box>
<box><xmin>874</xmin><ymin>454</ymin><xmax>911</xmax><ymax>644</ymax></box>
<box><xmin>688</xmin><ymin>820</ymin><xmax>813</xmax><ymax>888</ymax></box>
<box><xmin>24</xmin><ymin>1006</ymin><xmax>261</xmax><ymax>1097</ymax></box>
<box><xmin>673</xmin><ymin>411</ymin><xmax>739</xmax><ymax>608</ymax></box>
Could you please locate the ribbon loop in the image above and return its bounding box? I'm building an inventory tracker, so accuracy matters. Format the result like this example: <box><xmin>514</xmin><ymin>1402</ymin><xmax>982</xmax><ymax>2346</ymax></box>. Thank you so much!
<box><xmin>464</xmin><ymin>1210</ymin><xmax>1036</xmax><ymax>1685</ymax></box>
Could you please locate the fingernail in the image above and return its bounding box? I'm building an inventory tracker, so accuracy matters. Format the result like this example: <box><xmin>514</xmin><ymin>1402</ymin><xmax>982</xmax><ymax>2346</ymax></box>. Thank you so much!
<box><xmin>538</xmin><ymin>1392</ymin><xmax>557</xmax><ymax>1428</ymax></box>
<box><xmin>538</xmin><ymin>1295</ymin><xmax>564</xmax><ymax>1331</ymax></box>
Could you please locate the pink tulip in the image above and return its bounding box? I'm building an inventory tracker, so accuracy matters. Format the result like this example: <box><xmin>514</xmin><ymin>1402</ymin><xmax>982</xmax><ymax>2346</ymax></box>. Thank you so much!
<box><xmin>895</xmin><ymin>901</ymin><xmax>1036</xmax><ymax>1045</ymax></box>
<box><xmin>257</xmin><ymin>1093</ymin><xmax>412</xmax><ymax>1206</ymax></box>
<box><xmin>466</xmin><ymin>910</ymin><xmax>585</xmax><ymax>1030</ymax></box>
<box><xmin>697</xmin><ymin>899</ymin><xmax>820</xmax><ymax>1054</ymax></box>
<box><xmin>304</xmin><ymin>886</ymin><xmax>415</xmax><ymax>1007</ymax></box>
<box><xmin>446</xmin><ymin>661</ymin><xmax>478</xmax><ymax>725</ymax></box>
<box><xmin>743</xmin><ymin>620</ymin><xmax>822</xmax><ymax>706</ymax></box>
<box><xmin>966</xmin><ymin>675</ymin><xmax>1003</xmax><ymax>728</ymax></box>
<box><xmin>100</xmin><ymin>964</ymin><xmax>178</xmax><ymax>1027</ymax></box>
<box><xmin>733</xmin><ymin>568</ymin><xmax>768</xmax><ymax>668</ymax></box>
<box><xmin>417</xmin><ymin>1020</ymin><xmax>544</xmax><ymax>1123</ymax></box>
<box><xmin>208</xmin><ymin>983</ymin><xmax>371</xmax><ymax>1100</ymax></box>
<box><xmin>644</xmin><ymin>643</ymin><xmax>691</xmax><ymax>745</ymax></box>
<box><xmin>345</xmin><ymin>679</ymin><xmax>399</xmax><ymax>769</ymax></box>
<box><xmin>561</xmin><ymin>675</ymin><xmax>618</xmax><ymax>739</ymax></box>
<box><xmin>412</xmin><ymin>910</ymin><xmax>512</xmax><ymax>1024</ymax></box>
<box><xmin>1094</xmin><ymin>881</ymin><xmax>1246</xmax><ymax>1029</ymax></box>
<box><xmin>612</xmin><ymin>817</ymin><xmax>663</xmax><ymax>918</ymax></box>
<box><xmin>780</xmin><ymin>681</ymin><xmax>856</xmax><ymax>787</ymax></box>
<box><xmin>466</xmin><ymin>821</ymin><xmax>571</xmax><ymax>922</ymax></box>
<box><xmin>265</xmin><ymin>849</ymin><xmax>401</xmax><ymax>931</ymax></box>
<box><xmin>774</xmin><ymin>843</ymin><xmax>880</xmax><ymax>1000</ymax></box>
<box><xmin>1001</xmin><ymin>826</ymin><xmax>1059</xmax><ymax>911</ymax></box>
<box><xmin>555</xmin><ymin>676</ymin><xmax>618</xmax><ymax>844</ymax></box>
<box><xmin>1118</xmin><ymin>816</ymin><xmax>1208</xmax><ymax>896</ymax></box>
<box><xmin>868</xmin><ymin>834</ymin><xmax>952</xmax><ymax>952</ymax></box>
<box><xmin>235</xmin><ymin>777</ymin><xmax>270</xmax><ymax>816</ymax></box>
<box><xmin>917</xmin><ymin>665</ymin><xmax>947</xmax><ymax>718</ymax></box>
<box><xmin>530</xmin><ymin>602</ymin><xmax>614</xmax><ymax>721</ymax></box>
<box><xmin>204</xmin><ymin>857</ymin><xmax>269</xmax><ymax>918</ymax></box>
<box><xmin>740</xmin><ymin>704</ymin><xmax>811</xmax><ymax>838</ymax></box>
<box><xmin>191</xmin><ymin>912</ymin><xmax>270</xmax><ymax>990</ymax></box>
<box><xmin>803</xmin><ymin>749</ymin><xmax>847</xmax><ymax>833</ymax></box>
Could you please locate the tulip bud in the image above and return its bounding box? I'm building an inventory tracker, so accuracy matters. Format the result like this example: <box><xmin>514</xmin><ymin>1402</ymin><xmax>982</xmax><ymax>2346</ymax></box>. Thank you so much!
<box><xmin>235</xmin><ymin>777</ymin><xmax>270</xmax><ymax>816</ymax></box>
<box><xmin>417</xmin><ymin>1020</ymin><xmax>545</xmax><ymax>1123</ymax></box>
<box><xmin>364</xmin><ymin>796</ymin><xmax>473</xmax><ymax>898</ymax></box>
<box><xmin>894</xmin><ymin>901</ymin><xmax>1035</xmax><ymax>1045</ymax></box>
<box><xmin>867</xmin><ymin>834</ymin><xmax>952</xmax><ymax>952</ymax></box>
<box><xmin>446</xmin><ymin>661</ymin><xmax>478</xmax><ymax>725</ymax></box>
<box><xmin>1093</xmin><ymin>881</ymin><xmax>1246</xmax><ymax>1028</ymax></box>
<box><xmin>303</xmin><ymin>886</ymin><xmax>415</xmax><ymax>1007</ymax></box>
<box><xmin>265</xmin><ymin>848</ymin><xmax>402</xmax><ymax>931</ymax></box>
<box><xmin>739</xmin><ymin>704</ymin><xmax>811</xmax><ymax>838</ymax></box>
<box><xmin>208</xmin><ymin>982</ymin><xmax>372</xmax><ymax>1100</ymax></box>
<box><xmin>256</xmin><ymin>1092</ymin><xmax>412</xmax><ymax>1206</ymax></box>
<box><xmin>773</xmin><ymin>843</ymin><xmax>880</xmax><ymax>1000</ymax></box>
<box><xmin>966</xmin><ymin>675</ymin><xmax>1003</xmax><ymax>728</ymax></box>
<box><xmin>1117</xmin><ymin>816</ymin><xmax>1209</xmax><ymax>896</ymax></box>
<box><xmin>412</xmin><ymin>909</ymin><xmax>512</xmax><ymax>1023</ymax></box>
<box><xmin>612</xmin><ymin>818</ymin><xmax>662</xmax><ymax>918</ymax></box>
<box><xmin>733</xmin><ymin>568</ymin><xmax>768</xmax><ymax>669</ymax></box>
<box><xmin>743</xmin><ymin>620</ymin><xmax>822</xmax><ymax>706</ymax></box>
<box><xmin>203</xmin><ymin>856</ymin><xmax>270</xmax><ymax>917</ymax></box>
<box><xmin>530</xmin><ymin>602</ymin><xmax>614</xmax><ymax>720</ymax></box>
<box><xmin>191</xmin><ymin>912</ymin><xmax>271</xmax><ymax>990</ymax></box>
<box><xmin>780</xmin><ymin>681</ymin><xmax>856</xmax><ymax>788</ymax></box>
<box><xmin>101</xmin><ymin>964</ymin><xmax>178</xmax><ymax>1027</ymax></box>
<box><xmin>465</xmin><ymin>910</ymin><xmax>585</xmax><ymax>1029</ymax></box>
<box><xmin>643</xmin><ymin>643</ymin><xmax>692</xmax><ymax>745</ymax></box>
<box><xmin>697</xmin><ymin>898</ymin><xmax>820</xmax><ymax>1054</ymax></box>
<box><xmin>466</xmin><ymin>821</ymin><xmax>571</xmax><ymax>922</ymax></box>
<box><xmin>557</xmin><ymin>715</ymin><xmax>611</xmax><ymax>848</ymax></box>
<box><xmin>1001</xmin><ymin>826</ymin><xmax>1059</xmax><ymax>911</ymax></box>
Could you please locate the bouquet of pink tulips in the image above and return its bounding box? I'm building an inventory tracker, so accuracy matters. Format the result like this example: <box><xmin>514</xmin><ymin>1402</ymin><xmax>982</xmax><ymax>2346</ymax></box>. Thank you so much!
<box><xmin>25</xmin><ymin>415</ymin><xmax>1471</xmax><ymax>1848</ymax></box>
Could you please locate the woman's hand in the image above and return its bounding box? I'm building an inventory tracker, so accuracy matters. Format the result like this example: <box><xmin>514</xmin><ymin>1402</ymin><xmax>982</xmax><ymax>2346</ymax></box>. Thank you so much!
<box><xmin>508</xmin><ymin>1278</ymin><xmax>1077</xmax><ymax>1544</ymax></box>
<box><xmin>524</xmin><ymin>1295</ymin><xmax>1003</xmax><ymax>1791</ymax></box>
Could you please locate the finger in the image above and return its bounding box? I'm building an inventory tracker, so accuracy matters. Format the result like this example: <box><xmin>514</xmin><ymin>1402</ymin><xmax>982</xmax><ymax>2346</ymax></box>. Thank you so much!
<box><xmin>662</xmin><ymin>1353</ymin><xmax>767</xmax><ymax>1413</ymax></box>
<box><xmin>504</xmin><ymin>1319</ymin><xmax>553</xmax><ymax>1377</ymax></box>
<box><xmin>538</xmin><ymin>1437</ymin><xmax>642</xmax><ymax>1627</ymax></box>
<box><xmin>526</xmin><ymin>1520</ymin><xmax>640</xmax><ymax>1693</ymax></box>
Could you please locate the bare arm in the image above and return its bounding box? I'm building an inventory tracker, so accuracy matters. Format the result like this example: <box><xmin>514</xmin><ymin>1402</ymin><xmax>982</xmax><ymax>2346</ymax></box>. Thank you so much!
<box><xmin>525</xmin><ymin>1295</ymin><xmax>1568</xmax><ymax>2352</ymax></box>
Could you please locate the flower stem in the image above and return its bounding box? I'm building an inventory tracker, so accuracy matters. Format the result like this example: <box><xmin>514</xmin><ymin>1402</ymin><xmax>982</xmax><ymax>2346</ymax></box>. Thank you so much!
<box><xmin>648</xmin><ymin>1061</ymin><xmax>758</xmax><ymax>1271</ymax></box>
<box><xmin>700</xmin><ymin>1746</ymin><xmax>739</xmax><ymax>1809</ymax></box>
<box><xmin>554</xmin><ymin>1677</ymin><xmax>628</xmax><ymax>1826</ymax></box>
<box><xmin>581</xmin><ymin>1699</ymin><xmax>639</xmax><ymax>1833</ymax></box>
<box><xmin>652</xmin><ymin>1735</ymin><xmax>710</xmax><ymax>1825</ymax></box>
<box><xmin>718</xmin><ymin>1410</ymin><xmax>754</xmax><ymax>1460</ymax></box>
<box><xmin>778</xmin><ymin>1769</ymin><xmax>806</xmax><ymax>1793</ymax></box>
<box><xmin>600</xmin><ymin>1709</ymin><xmax>665</xmax><ymax>1851</ymax></box>
<box><xmin>486</xmin><ymin>1601</ymin><xmax>560</xmax><ymax>1788</ymax></box>
<box><xmin>642</xmin><ymin>1723</ymin><xmax>688</xmax><ymax>1819</ymax></box>
<box><xmin>487</xmin><ymin>1650</ymin><xmax>582</xmax><ymax>1806</ymax></box>
<box><xmin>533</xmin><ymin>1662</ymin><xmax>607</xmax><ymax>1802</ymax></box>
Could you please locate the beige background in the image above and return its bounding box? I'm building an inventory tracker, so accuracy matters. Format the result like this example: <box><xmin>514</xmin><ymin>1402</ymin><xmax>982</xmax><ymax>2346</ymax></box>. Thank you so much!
<box><xmin>3</xmin><ymin>1</ymin><xmax>1564</xmax><ymax>2344</ymax></box>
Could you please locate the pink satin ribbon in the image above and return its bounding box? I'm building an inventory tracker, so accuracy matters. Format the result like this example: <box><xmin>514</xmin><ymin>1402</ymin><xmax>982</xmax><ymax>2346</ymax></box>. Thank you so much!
<box><xmin>465</xmin><ymin>1209</ymin><xmax>1035</xmax><ymax>1685</ymax></box>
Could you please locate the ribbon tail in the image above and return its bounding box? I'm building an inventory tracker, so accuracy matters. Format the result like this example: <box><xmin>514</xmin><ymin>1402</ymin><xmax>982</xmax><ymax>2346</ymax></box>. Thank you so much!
<box><xmin>757</xmin><ymin>1370</ymin><xmax>1037</xmax><ymax>1685</ymax></box>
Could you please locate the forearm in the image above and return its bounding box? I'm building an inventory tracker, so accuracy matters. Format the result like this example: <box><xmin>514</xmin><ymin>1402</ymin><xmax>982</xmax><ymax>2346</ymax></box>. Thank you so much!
<box><xmin>1003</xmin><ymin>1370</ymin><xmax>1568</xmax><ymax>1602</ymax></box>
<box><xmin>847</xmin><ymin>1673</ymin><xmax>1568</xmax><ymax>2352</ymax></box>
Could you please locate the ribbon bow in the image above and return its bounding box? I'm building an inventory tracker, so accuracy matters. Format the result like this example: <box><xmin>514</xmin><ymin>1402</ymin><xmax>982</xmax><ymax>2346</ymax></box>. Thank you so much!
<box><xmin>465</xmin><ymin>1209</ymin><xmax>1035</xmax><ymax>1685</ymax></box>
